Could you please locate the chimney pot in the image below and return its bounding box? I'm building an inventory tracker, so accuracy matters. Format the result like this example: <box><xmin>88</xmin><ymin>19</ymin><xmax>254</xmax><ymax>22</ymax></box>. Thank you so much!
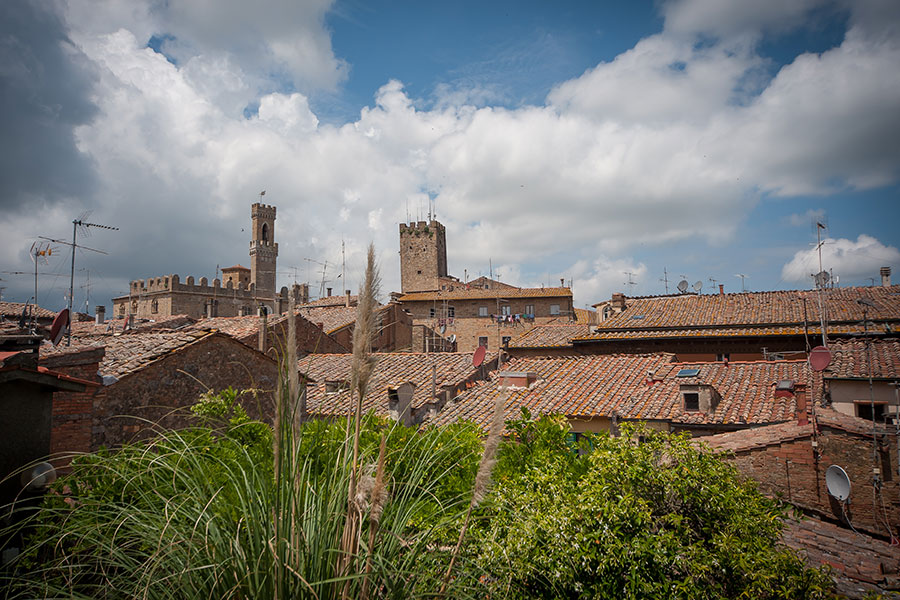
<box><xmin>560</xmin><ymin>278</ymin><xmax>565</xmax><ymax>287</ymax></box>
<box><xmin>345</xmin><ymin>289</ymin><xmax>351</xmax><ymax>307</ymax></box>
<box><xmin>611</xmin><ymin>292</ymin><xmax>626</xmax><ymax>311</ymax></box>
<box><xmin>95</xmin><ymin>305</ymin><xmax>106</xmax><ymax>324</ymax></box>
<box><xmin>127</xmin><ymin>314</ymin><xmax>135</xmax><ymax>329</ymax></box>
<box><xmin>881</xmin><ymin>266</ymin><xmax>892</xmax><ymax>287</ymax></box>
<box><xmin>719</xmin><ymin>284</ymin><xmax>724</xmax><ymax>296</ymax></box>
<box><xmin>327</xmin><ymin>287</ymin><xmax>332</xmax><ymax>297</ymax></box>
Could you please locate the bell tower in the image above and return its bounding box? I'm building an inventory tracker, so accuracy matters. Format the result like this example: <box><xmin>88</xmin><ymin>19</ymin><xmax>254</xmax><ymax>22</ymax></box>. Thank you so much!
<box><xmin>250</xmin><ymin>203</ymin><xmax>278</xmax><ymax>296</ymax></box>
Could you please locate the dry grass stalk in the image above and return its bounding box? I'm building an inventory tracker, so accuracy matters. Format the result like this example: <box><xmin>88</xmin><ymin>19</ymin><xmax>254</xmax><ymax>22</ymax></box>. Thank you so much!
<box><xmin>361</xmin><ymin>433</ymin><xmax>388</xmax><ymax>600</ymax></box>
<box><xmin>339</xmin><ymin>243</ymin><xmax>381</xmax><ymax>599</ymax></box>
<box><xmin>439</xmin><ymin>384</ymin><xmax>507</xmax><ymax>596</ymax></box>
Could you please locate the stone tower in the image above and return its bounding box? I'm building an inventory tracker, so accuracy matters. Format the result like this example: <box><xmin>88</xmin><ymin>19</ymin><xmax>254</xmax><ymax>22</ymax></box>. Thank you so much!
<box><xmin>399</xmin><ymin>220</ymin><xmax>447</xmax><ymax>293</ymax></box>
<box><xmin>250</xmin><ymin>203</ymin><xmax>278</xmax><ymax>296</ymax></box>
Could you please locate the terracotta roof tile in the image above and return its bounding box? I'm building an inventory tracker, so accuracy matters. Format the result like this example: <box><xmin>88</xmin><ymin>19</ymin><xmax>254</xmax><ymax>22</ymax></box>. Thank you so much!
<box><xmin>823</xmin><ymin>338</ymin><xmax>900</xmax><ymax>379</ymax></box>
<box><xmin>0</xmin><ymin>301</ymin><xmax>57</xmax><ymax>320</ymax></box>
<box><xmin>298</xmin><ymin>305</ymin><xmax>361</xmax><ymax>334</ymax></box>
<box><xmin>580</xmin><ymin>286</ymin><xmax>900</xmax><ymax>340</ymax></box>
<box><xmin>427</xmin><ymin>355</ymin><xmax>814</xmax><ymax>432</ymax></box>
<box><xmin>299</xmin><ymin>295</ymin><xmax>358</xmax><ymax>308</ymax></box>
<box><xmin>397</xmin><ymin>286</ymin><xmax>572</xmax><ymax>302</ymax></box>
<box><xmin>303</xmin><ymin>352</ymin><xmax>491</xmax><ymax>417</ymax></box>
<box><xmin>575</xmin><ymin>323</ymin><xmax>881</xmax><ymax>341</ymax></box>
<box><xmin>71</xmin><ymin>315</ymin><xmax>196</xmax><ymax>336</ymax></box>
<box><xmin>508</xmin><ymin>323</ymin><xmax>592</xmax><ymax>348</ymax></box>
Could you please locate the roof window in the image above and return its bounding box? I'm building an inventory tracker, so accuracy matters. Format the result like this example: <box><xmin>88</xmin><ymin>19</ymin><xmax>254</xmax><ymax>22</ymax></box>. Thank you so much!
<box><xmin>630</xmin><ymin>315</ymin><xmax>645</xmax><ymax>320</ymax></box>
<box><xmin>676</xmin><ymin>368</ymin><xmax>700</xmax><ymax>377</ymax></box>
<box><xmin>775</xmin><ymin>380</ymin><xmax>795</xmax><ymax>392</ymax></box>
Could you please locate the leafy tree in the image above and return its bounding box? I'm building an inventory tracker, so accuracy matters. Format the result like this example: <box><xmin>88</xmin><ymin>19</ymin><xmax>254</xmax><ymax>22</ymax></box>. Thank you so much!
<box><xmin>463</xmin><ymin>411</ymin><xmax>834</xmax><ymax>600</ymax></box>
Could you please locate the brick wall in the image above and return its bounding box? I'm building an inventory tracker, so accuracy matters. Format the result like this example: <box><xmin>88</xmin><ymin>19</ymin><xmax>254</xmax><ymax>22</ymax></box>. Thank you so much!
<box><xmin>725</xmin><ymin>424</ymin><xmax>900</xmax><ymax>538</ymax></box>
<box><xmin>93</xmin><ymin>334</ymin><xmax>278</xmax><ymax>449</ymax></box>
<box><xmin>40</xmin><ymin>348</ymin><xmax>104</xmax><ymax>470</ymax></box>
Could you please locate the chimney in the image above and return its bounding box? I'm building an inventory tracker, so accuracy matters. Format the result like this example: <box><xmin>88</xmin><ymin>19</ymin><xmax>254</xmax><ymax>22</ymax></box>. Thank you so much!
<box><xmin>560</xmin><ymin>278</ymin><xmax>565</xmax><ymax>287</ymax></box>
<box><xmin>258</xmin><ymin>310</ymin><xmax>268</xmax><ymax>353</ymax></box>
<box><xmin>881</xmin><ymin>266</ymin><xmax>892</xmax><ymax>287</ymax></box>
<box><xmin>718</xmin><ymin>284</ymin><xmax>724</xmax><ymax>296</ymax></box>
<box><xmin>611</xmin><ymin>292</ymin><xmax>626</xmax><ymax>311</ymax></box>
<box><xmin>95</xmin><ymin>305</ymin><xmax>106</xmax><ymax>324</ymax></box>
<box><xmin>127</xmin><ymin>314</ymin><xmax>135</xmax><ymax>329</ymax></box>
<box><xmin>499</xmin><ymin>371</ymin><xmax>538</xmax><ymax>388</ymax></box>
<box><xmin>795</xmin><ymin>384</ymin><xmax>808</xmax><ymax>426</ymax></box>
<box><xmin>345</xmin><ymin>289</ymin><xmax>351</xmax><ymax>308</ymax></box>
<box><xmin>327</xmin><ymin>287</ymin><xmax>332</xmax><ymax>297</ymax></box>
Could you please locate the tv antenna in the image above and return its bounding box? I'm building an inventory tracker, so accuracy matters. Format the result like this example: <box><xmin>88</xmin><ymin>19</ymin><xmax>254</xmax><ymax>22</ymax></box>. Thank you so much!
<box><xmin>709</xmin><ymin>276</ymin><xmax>719</xmax><ymax>289</ymax></box>
<box><xmin>734</xmin><ymin>273</ymin><xmax>748</xmax><ymax>292</ymax></box>
<box><xmin>45</xmin><ymin>215</ymin><xmax>118</xmax><ymax>345</ymax></box>
<box><xmin>677</xmin><ymin>280</ymin><xmax>689</xmax><ymax>294</ymax></box>
<box><xmin>29</xmin><ymin>242</ymin><xmax>55</xmax><ymax>325</ymax></box>
<box><xmin>623</xmin><ymin>271</ymin><xmax>637</xmax><ymax>291</ymax></box>
<box><xmin>659</xmin><ymin>267</ymin><xmax>669</xmax><ymax>294</ymax></box>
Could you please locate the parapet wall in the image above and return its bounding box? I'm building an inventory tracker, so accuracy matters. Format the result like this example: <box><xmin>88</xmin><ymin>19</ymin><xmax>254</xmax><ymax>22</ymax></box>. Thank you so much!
<box><xmin>399</xmin><ymin>220</ymin><xmax>445</xmax><ymax>236</ymax></box>
<box><xmin>129</xmin><ymin>274</ymin><xmax>260</xmax><ymax>297</ymax></box>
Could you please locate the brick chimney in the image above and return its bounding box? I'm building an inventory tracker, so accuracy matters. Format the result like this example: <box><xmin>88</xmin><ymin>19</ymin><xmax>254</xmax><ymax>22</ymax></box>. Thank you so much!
<box><xmin>611</xmin><ymin>292</ymin><xmax>626</xmax><ymax>311</ymax></box>
<box><xmin>719</xmin><ymin>284</ymin><xmax>724</xmax><ymax>296</ymax></box>
<box><xmin>881</xmin><ymin>266</ymin><xmax>892</xmax><ymax>287</ymax></box>
<box><xmin>95</xmin><ymin>305</ymin><xmax>105</xmax><ymax>324</ymax></box>
<box><xmin>326</xmin><ymin>287</ymin><xmax>332</xmax><ymax>297</ymax></box>
<box><xmin>795</xmin><ymin>383</ymin><xmax>808</xmax><ymax>426</ymax></box>
<box><xmin>345</xmin><ymin>289</ymin><xmax>351</xmax><ymax>308</ymax></box>
<box><xmin>499</xmin><ymin>371</ymin><xmax>537</xmax><ymax>388</ymax></box>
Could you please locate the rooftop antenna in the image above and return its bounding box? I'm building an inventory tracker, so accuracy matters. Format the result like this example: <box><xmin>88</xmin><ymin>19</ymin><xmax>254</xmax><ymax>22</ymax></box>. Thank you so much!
<box><xmin>813</xmin><ymin>221</ymin><xmax>829</xmax><ymax>346</ymax></box>
<box><xmin>624</xmin><ymin>271</ymin><xmax>637</xmax><ymax>291</ymax></box>
<box><xmin>79</xmin><ymin>268</ymin><xmax>92</xmax><ymax>313</ymax></box>
<box><xmin>659</xmin><ymin>267</ymin><xmax>669</xmax><ymax>294</ymax></box>
<box><xmin>709</xmin><ymin>276</ymin><xmax>719</xmax><ymax>289</ymax></box>
<box><xmin>30</xmin><ymin>241</ymin><xmax>54</xmax><ymax>325</ymax></box>
<box><xmin>677</xmin><ymin>279</ymin><xmax>689</xmax><ymax>294</ymax></box>
<box><xmin>41</xmin><ymin>215</ymin><xmax>118</xmax><ymax>346</ymax></box>
<box><xmin>734</xmin><ymin>273</ymin><xmax>747</xmax><ymax>292</ymax></box>
<box><xmin>406</xmin><ymin>199</ymin><xmax>410</xmax><ymax>224</ymax></box>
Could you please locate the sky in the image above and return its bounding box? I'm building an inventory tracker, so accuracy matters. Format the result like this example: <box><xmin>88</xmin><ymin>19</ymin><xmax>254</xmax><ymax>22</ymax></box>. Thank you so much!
<box><xmin>1</xmin><ymin>0</ymin><xmax>899</xmax><ymax>313</ymax></box>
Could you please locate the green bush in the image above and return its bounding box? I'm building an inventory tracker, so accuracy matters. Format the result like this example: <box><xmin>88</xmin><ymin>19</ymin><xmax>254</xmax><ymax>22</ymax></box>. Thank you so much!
<box><xmin>462</xmin><ymin>411</ymin><xmax>834</xmax><ymax>600</ymax></box>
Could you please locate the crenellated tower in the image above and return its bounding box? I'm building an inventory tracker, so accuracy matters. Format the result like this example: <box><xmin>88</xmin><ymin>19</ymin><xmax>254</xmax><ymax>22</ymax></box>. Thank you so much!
<box><xmin>250</xmin><ymin>203</ymin><xmax>278</xmax><ymax>296</ymax></box>
<box><xmin>399</xmin><ymin>220</ymin><xmax>447</xmax><ymax>293</ymax></box>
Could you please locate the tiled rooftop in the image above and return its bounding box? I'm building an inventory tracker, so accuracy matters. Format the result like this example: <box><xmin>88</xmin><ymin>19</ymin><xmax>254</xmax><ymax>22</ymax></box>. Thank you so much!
<box><xmin>298</xmin><ymin>305</ymin><xmax>361</xmax><ymax>334</ymax></box>
<box><xmin>701</xmin><ymin>408</ymin><xmax>876</xmax><ymax>453</ymax></box>
<box><xmin>427</xmin><ymin>355</ymin><xmax>812</xmax><ymax>431</ymax></box>
<box><xmin>298</xmin><ymin>295</ymin><xmax>358</xmax><ymax>308</ymax></box>
<box><xmin>303</xmin><ymin>352</ymin><xmax>490</xmax><ymax>417</ymax></box>
<box><xmin>0</xmin><ymin>301</ymin><xmax>57</xmax><ymax>320</ymax></box>
<box><xmin>396</xmin><ymin>286</ymin><xmax>572</xmax><ymax>302</ymax></box>
<box><xmin>508</xmin><ymin>323</ymin><xmax>592</xmax><ymax>348</ymax></box>
<box><xmin>49</xmin><ymin>329</ymin><xmax>216</xmax><ymax>379</ymax></box>
<box><xmin>71</xmin><ymin>315</ymin><xmax>196</xmax><ymax>336</ymax></box>
<box><xmin>575</xmin><ymin>322</ymin><xmax>881</xmax><ymax>342</ymax></box>
<box><xmin>573</xmin><ymin>307</ymin><xmax>596</xmax><ymax>323</ymax></box>
<box><xmin>191</xmin><ymin>314</ymin><xmax>268</xmax><ymax>343</ymax></box>
<box><xmin>426</xmin><ymin>354</ymin><xmax>677</xmax><ymax>430</ymax></box>
<box><xmin>581</xmin><ymin>286</ymin><xmax>900</xmax><ymax>338</ymax></box>
<box><xmin>823</xmin><ymin>338</ymin><xmax>900</xmax><ymax>379</ymax></box>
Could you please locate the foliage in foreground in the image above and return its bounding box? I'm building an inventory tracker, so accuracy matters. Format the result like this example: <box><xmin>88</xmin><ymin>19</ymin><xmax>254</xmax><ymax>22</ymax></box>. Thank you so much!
<box><xmin>1</xmin><ymin>392</ymin><xmax>482</xmax><ymax>599</ymax></box>
<box><xmin>461</xmin><ymin>411</ymin><xmax>834</xmax><ymax>599</ymax></box>
<box><xmin>1</xmin><ymin>399</ymin><xmax>834</xmax><ymax>599</ymax></box>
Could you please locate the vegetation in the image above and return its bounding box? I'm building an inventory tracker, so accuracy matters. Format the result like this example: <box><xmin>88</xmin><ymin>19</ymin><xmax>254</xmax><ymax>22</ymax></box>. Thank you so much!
<box><xmin>1</xmin><ymin>244</ymin><xmax>833</xmax><ymax>599</ymax></box>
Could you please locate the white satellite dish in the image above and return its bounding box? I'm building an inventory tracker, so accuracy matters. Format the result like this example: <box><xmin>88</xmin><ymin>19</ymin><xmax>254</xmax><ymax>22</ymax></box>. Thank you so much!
<box><xmin>448</xmin><ymin>334</ymin><xmax>456</xmax><ymax>343</ymax></box>
<box><xmin>825</xmin><ymin>465</ymin><xmax>851</xmax><ymax>502</ymax></box>
<box><xmin>677</xmin><ymin>280</ymin><xmax>689</xmax><ymax>293</ymax></box>
<box><xmin>692</xmin><ymin>280</ymin><xmax>702</xmax><ymax>293</ymax></box>
<box><xmin>439</xmin><ymin>324</ymin><xmax>446</xmax><ymax>334</ymax></box>
<box><xmin>20</xmin><ymin>462</ymin><xmax>57</xmax><ymax>492</ymax></box>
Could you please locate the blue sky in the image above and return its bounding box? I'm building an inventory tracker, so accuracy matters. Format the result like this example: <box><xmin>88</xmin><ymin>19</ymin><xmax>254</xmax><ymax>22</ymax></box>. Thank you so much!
<box><xmin>1</xmin><ymin>0</ymin><xmax>898</xmax><ymax>312</ymax></box>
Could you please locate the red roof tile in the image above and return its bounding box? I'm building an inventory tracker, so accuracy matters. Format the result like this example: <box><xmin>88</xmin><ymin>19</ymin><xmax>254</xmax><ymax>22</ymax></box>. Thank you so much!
<box><xmin>823</xmin><ymin>338</ymin><xmax>900</xmax><ymax>379</ymax></box>
<box><xmin>0</xmin><ymin>301</ymin><xmax>57</xmax><ymax>320</ymax></box>
<box><xmin>303</xmin><ymin>352</ymin><xmax>492</xmax><ymax>417</ymax></box>
<box><xmin>508</xmin><ymin>323</ymin><xmax>592</xmax><ymax>348</ymax></box>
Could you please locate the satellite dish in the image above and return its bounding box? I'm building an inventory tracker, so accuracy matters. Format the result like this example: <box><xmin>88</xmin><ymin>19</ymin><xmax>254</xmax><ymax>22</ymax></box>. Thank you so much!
<box><xmin>20</xmin><ymin>462</ymin><xmax>57</xmax><ymax>492</ymax></box>
<box><xmin>448</xmin><ymin>334</ymin><xmax>457</xmax><ymax>344</ymax></box>
<box><xmin>677</xmin><ymin>280</ymin><xmax>689</xmax><ymax>293</ymax></box>
<box><xmin>473</xmin><ymin>345</ymin><xmax>486</xmax><ymax>368</ymax></box>
<box><xmin>50</xmin><ymin>309</ymin><xmax>69</xmax><ymax>346</ymax></box>
<box><xmin>692</xmin><ymin>280</ymin><xmax>702</xmax><ymax>293</ymax></box>
<box><xmin>439</xmin><ymin>324</ymin><xmax>447</xmax><ymax>334</ymax></box>
<box><xmin>808</xmin><ymin>346</ymin><xmax>832</xmax><ymax>372</ymax></box>
<box><xmin>825</xmin><ymin>465</ymin><xmax>851</xmax><ymax>502</ymax></box>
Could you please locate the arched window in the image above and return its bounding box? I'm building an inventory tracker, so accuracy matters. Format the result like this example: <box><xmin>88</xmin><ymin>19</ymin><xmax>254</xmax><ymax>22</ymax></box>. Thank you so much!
<box><xmin>261</xmin><ymin>223</ymin><xmax>269</xmax><ymax>243</ymax></box>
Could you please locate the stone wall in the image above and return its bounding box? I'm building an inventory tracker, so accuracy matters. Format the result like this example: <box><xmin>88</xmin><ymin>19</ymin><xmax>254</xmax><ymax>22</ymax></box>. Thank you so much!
<box><xmin>399</xmin><ymin>221</ymin><xmax>447</xmax><ymax>293</ymax></box>
<box><xmin>93</xmin><ymin>334</ymin><xmax>278</xmax><ymax>449</ymax></box>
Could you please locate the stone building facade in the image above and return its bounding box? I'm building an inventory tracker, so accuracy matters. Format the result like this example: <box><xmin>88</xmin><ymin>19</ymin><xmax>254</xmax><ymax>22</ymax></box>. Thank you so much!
<box><xmin>399</xmin><ymin>220</ymin><xmax>448</xmax><ymax>293</ymax></box>
<box><xmin>112</xmin><ymin>203</ymin><xmax>303</xmax><ymax>319</ymax></box>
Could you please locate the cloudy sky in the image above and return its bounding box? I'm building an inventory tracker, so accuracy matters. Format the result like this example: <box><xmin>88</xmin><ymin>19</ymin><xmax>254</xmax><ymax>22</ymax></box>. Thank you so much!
<box><xmin>2</xmin><ymin>0</ymin><xmax>899</xmax><ymax>313</ymax></box>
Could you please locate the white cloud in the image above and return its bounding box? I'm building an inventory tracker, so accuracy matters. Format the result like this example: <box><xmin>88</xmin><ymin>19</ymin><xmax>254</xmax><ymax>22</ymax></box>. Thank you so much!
<box><xmin>569</xmin><ymin>256</ymin><xmax>648</xmax><ymax>307</ymax></box>
<box><xmin>780</xmin><ymin>234</ymin><xmax>900</xmax><ymax>283</ymax></box>
<box><xmin>787</xmin><ymin>209</ymin><xmax>826</xmax><ymax>227</ymax></box>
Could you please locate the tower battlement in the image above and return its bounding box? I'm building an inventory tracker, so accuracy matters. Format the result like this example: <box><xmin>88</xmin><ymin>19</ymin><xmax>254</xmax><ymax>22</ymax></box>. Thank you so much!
<box><xmin>251</xmin><ymin>203</ymin><xmax>277</xmax><ymax>219</ymax></box>
<box><xmin>399</xmin><ymin>219</ymin><xmax>448</xmax><ymax>293</ymax></box>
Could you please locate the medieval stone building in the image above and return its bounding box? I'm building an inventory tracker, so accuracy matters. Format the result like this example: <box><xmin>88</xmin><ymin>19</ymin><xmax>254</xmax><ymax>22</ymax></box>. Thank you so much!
<box><xmin>112</xmin><ymin>203</ymin><xmax>308</xmax><ymax>319</ymax></box>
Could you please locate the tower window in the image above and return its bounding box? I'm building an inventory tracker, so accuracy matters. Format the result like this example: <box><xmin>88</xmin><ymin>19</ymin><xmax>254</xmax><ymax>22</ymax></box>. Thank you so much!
<box><xmin>261</xmin><ymin>223</ymin><xmax>269</xmax><ymax>243</ymax></box>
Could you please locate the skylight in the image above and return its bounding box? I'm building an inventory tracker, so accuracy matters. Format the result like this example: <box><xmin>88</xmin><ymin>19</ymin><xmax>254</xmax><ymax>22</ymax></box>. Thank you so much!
<box><xmin>676</xmin><ymin>368</ymin><xmax>700</xmax><ymax>377</ymax></box>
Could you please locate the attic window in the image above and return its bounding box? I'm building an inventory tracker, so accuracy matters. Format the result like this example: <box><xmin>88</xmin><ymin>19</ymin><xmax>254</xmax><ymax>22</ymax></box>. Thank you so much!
<box><xmin>683</xmin><ymin>392</ymin><xmax>700</xmax><ymax>412</ymax></box>
<box><xmin>631</xmin><ymin>315</ymin><xmax>645</xmax><ymax>320</ymax></box>
<box><xmin>676</xmin><ymin>368</ymin><xmax>700</xmax><ymax>378</ymax></box>
<box><xmin>325</xmin><ymin>380</ymin><xmax>349</xmax><ymax>394</ymax></box>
